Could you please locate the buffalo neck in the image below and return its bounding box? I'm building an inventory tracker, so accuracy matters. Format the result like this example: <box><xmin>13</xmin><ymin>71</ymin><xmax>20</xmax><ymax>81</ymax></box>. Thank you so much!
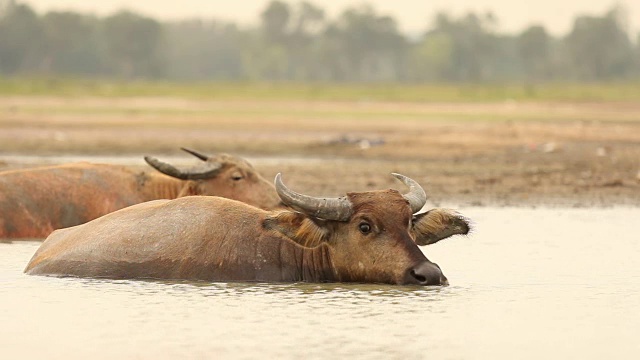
<box><xmin>138</xmin><ymin>172</ymin><xmax>185</xmax><ymax>201</ymax></box>
<box><xmin>275</xmin><ymin>239</ymin><xmax>337</xmax><ymax>283</ymax></box>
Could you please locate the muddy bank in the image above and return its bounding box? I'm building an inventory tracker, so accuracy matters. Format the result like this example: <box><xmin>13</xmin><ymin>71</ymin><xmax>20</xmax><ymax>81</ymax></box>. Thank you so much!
<box><xmin>1</xmin><ymin>97</ymin><xmax>639</xmax><ymax>207</ymax></box>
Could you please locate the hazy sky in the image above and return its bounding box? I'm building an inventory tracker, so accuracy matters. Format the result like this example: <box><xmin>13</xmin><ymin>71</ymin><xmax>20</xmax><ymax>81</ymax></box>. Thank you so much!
<box><xmin>24</xmin><ymin>0</ymin><xmax>640</xmax><ymax>36</ymax></box>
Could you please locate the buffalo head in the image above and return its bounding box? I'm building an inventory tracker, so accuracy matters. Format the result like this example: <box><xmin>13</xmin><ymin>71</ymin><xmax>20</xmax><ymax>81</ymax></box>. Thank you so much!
<box><xmin>265</xmin><ymin>173</ymin><xmax>450</xmax><ymax>286</ymax></box>
<box><xmin>144</xmin><ymin>148</ymin><xmax>281</xmax><ymax>209</ymax></box>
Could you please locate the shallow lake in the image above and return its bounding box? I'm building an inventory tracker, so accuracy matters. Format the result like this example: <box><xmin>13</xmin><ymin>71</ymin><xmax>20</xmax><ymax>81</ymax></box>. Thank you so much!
<box><xmin>1</xmin><ymin>207</ymin><xmax>638</xmax><ymax>359</ymax></box>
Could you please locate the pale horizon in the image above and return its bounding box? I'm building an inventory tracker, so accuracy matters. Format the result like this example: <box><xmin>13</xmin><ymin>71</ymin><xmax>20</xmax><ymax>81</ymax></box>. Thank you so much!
<box><xmin>20</xmin><ymin>0</ymin><xmax>640</xmax><ymax>37</ymax></box>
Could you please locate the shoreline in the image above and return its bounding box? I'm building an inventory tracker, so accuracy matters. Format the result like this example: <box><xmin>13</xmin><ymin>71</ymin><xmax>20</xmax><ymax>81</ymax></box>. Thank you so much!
<box><xmin>1</xmin><ymin>152</ymin><xmax>638</xmax><ymax>208</ymax></box>
<box><xmin>2</xmin><ymin>96</ymin><xmax>639</xmax><ymax>208</ymax></box>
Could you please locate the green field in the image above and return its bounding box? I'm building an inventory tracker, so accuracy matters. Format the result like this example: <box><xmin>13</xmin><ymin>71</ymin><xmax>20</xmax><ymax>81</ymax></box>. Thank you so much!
<box><xmin>1</xmin><ymin>77</ymin><xmax>640</xmax><ymax>102</ymax></box>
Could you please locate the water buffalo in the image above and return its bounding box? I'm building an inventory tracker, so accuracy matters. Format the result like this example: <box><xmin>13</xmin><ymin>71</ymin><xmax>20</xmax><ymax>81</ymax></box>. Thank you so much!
<box><xmin>0</xmin><ymin>148</ymin><xmax>280</xmax><ymax>238</ymax></box>
<box><xmin>25</xmin><ymin>173</ymin><xmax>462</xmax><ymax>286</ymax></box>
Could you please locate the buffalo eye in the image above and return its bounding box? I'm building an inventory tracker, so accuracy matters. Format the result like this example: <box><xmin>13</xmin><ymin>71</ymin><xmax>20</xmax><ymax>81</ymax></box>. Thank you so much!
<box><xmin>359</xmin><ymin>222</ymin><xmax>372</xmax><ymax>234</ymax></box>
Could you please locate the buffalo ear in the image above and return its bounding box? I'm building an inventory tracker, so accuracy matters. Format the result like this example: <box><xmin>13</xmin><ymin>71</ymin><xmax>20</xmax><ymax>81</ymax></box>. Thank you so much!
<box><xmin>412</xmin><ymin>209</ymin><xmax>471</xmax><ymax>246</ymax></box>
<box><xmin>263</xmin><ymin>211</ymin><xmax>328</xmax><ymax>248</ymax></box>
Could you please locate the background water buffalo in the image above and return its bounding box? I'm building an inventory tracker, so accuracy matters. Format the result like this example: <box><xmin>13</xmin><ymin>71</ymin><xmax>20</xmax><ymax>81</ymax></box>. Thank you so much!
<box><xmin>25</xmin><ymin>173</ymin><xmax>468</xmax><ymax>286</ymax></box>
<box><xmin>0</xmin><ymin>148</ymin><xmax>280</xmax><ymax>238</ymax></box>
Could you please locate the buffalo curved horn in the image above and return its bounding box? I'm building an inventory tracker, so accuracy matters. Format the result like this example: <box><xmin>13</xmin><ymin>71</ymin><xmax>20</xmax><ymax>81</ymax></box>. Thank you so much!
<box><xmin>180</xmin><ymin>147</ymin><xmax>209</xmax><ymax>161</ymax></box>
<box><xmin>275</xmin><ymin>173</ymin><xmax>352</xmax><ymax>221</ymax></box>
<box><xmin>144</xmin><ymin>156</ymin><xmax>222</xmax><ymax>180</ymax></box>
<box><xmin>391</xmin><ymin>173</ymin><xmax>427</xmax><ymax>214</ymax></box>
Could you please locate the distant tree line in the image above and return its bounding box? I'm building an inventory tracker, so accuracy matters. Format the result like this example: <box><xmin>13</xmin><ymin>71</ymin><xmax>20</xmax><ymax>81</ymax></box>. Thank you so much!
<box><xmin>1</xmin><ymin>0</ymin><xmax>639</xmax><ymax>82</ymax></box>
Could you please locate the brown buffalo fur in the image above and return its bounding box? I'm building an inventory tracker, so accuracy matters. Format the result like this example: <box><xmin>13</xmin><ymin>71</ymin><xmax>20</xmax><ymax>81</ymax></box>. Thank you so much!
<box><xmin>177</xmin><ymin>182</ymin><xmax>200</xmax><ymax>197</ymax></box>
<box><xmin>0</xmin><ymin>154</ymin><xmax>280</xmax><ymax>238</ymax></box>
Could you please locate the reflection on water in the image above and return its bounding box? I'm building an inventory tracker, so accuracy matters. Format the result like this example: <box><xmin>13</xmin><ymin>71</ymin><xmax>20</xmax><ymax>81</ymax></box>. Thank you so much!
<box><xmin>1</xmin><ymin>207</ymin><xmax>639</xmax><ymax>359</ymax></box>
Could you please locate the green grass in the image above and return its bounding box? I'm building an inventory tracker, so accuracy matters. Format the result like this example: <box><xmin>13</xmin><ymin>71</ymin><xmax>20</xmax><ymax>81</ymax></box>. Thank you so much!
<box><xmin>6</xmin><ymin>104</ymin><xmax>633</xmax><ymax>124</ymax></box>
<box><xmin>1</xmin><ymin>76</ymin><xmax>640</xmax><ymax>102</ymax></box>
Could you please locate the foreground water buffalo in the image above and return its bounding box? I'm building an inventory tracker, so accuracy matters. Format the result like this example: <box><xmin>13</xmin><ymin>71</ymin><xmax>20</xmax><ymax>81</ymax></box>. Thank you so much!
<box><xmin>0</xmin><ymin>148</ymin><xmax>280</xmax><ymax>238</ymax></box>
<box><xmin>25</xmin><ymin>173</ymin><xmax>460</xmax><ymax>286</ymax></box>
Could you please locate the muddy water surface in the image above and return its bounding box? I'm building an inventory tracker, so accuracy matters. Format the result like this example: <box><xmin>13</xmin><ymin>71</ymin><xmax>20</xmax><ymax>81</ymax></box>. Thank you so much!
<box><xmin>1</xmin><ymin>207</ymin><xmax>638</xmax><ymax>359</ymax></box>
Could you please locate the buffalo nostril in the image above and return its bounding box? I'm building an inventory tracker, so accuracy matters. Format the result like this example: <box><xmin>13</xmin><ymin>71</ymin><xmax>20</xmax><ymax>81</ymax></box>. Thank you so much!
<box><xmin>410</xmin><ymin>269</ymin><xmax>427</xmax><ymax>283</ymax></box>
